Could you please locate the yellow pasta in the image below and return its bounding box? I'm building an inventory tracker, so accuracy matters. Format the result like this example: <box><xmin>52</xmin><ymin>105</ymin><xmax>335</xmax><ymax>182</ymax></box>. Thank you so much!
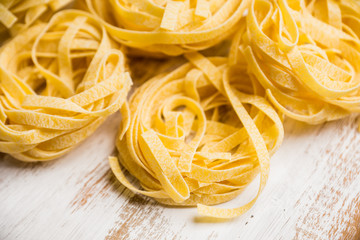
<box><xmin>0</xmin><ymin>10</ymin><xmax>132</xmax><ymax>161</ymax></box>
<box><xmin>2</xmin><ymin>0</ymin><xmax>352</xmax><ymax>220</ymax></box>
<box><xmin>109</xmin><ymin>52</ymin><xmax>284</xmax><ymax>218</ymax></box>
<box><xmin>83</xmin><ymin>0</ymin><xmax>251</xmax><ymax>56</ymax></box>
<box><xmin>237</xmin><ymin>0</ymin><xmax>360</xmax><ymax>124</ymax></box>
<box><xmin>0</xmin><ymin>0</ymin><xmax>73</xmax><ymax>36</ymax></box>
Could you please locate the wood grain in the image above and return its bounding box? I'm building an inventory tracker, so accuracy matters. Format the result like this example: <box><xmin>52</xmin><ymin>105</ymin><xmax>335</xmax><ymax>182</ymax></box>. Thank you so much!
<box><xmin>1</xmin><ymin>111</ymin><xmax>360</xmax><ymax>239</ymax></box>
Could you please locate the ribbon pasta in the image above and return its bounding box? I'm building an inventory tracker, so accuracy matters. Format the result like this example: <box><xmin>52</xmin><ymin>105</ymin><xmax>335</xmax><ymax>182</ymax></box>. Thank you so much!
<box><xmin>109</xmin><ymin>53</ymin><xmax>284</xmax><ymax>218</ymax></box>
<box><xmin>1</xmin><ymin>0</ymin><xmax>354</xmax><ymax>219</ymax></box>
<box><xmin>0</xmin><ymin>10</ymin><xmax>132</xmax><ymax>161</ymax></box>
<box><xmin>83</xmin><ymin>0</ymin><xmax>251</xmax><ymax>56</ymax></box>
<box><xmin>0</xmin><ymin>0</ymin><xmax>73</xmax><ymax>36</ymax></box>
<box><xmin>238</xmin><ymin>0</ymin><xmax>360</xmax><ymax>124</ymax></box>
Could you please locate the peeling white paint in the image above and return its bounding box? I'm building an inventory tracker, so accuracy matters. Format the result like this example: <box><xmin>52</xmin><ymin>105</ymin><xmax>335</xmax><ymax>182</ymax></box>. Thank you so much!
<box><xmin>0</xmin><ymin>113</ymin><xmax>359</xmax><ymax>240</ymax></box>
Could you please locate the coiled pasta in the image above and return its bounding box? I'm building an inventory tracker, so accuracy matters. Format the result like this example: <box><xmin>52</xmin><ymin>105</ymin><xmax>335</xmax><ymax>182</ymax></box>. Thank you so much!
<box><xmin>238</xmin><ymin>0</ymin><xmax>360</xmax><ymax>124</ymax></box>
<box><xmin>109</xmin><ymin>52</ymin><xmax>284</xmax><ymax>218</ymax></box>
<box><xmin>0</xmin><ymin>10</ymin><xmax>132</xmax><ymax>161</ymax></box>
<box><xmin>83</xmin><ymin>0</ymin><xmax>251</xmax><ymax>56</ymax></box>
<box><xmin>0</xmin><ymin>0</ymin><xmax>73</xmax><ymax>36</ymax></box>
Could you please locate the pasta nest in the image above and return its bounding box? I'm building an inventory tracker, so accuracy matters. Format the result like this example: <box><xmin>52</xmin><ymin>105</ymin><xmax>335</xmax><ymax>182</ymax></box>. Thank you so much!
<box><xmin>237</xmin><ymin>0</ymin><xmax>360</xmax><ymax>124</ymax></box>
<box><xmin>0</xmin><ymin>10</ymin><xmax>132</xmax><ymax>161</ymax></box>
<box><xmin>84</xmin><ymin>0</ymin><xmax>251</xmax><ymax>56</ymax></box>
<box><xmin>109</xmin><ymin>53</ymin><xmax>284</xmax><ymax>218</ymax></box>
<box><xmin>0</xmin><ymin>0</ymin><xmax>72</xmax><ymax>36</ymax></box>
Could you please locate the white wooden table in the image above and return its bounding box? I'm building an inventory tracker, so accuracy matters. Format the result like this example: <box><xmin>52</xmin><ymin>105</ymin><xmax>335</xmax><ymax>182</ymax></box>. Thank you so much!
<box><xmin>1</xmin><ymin>108</ymin><xmax>359</xmax><ymax>240</ymax></box>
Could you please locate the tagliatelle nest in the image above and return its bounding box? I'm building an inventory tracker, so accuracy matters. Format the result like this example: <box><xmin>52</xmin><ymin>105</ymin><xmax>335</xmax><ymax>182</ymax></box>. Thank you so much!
<box><xmin>0</xmin><ymin>10</ymin><xmax>132</xmax><ymax>161</ymax></box>
<box><xmin>237</xmin><ymin>0</ymin><xmax>360</xmax><ymax>124</ymax></box>
<box><xmin>109</xmin><ymin>52</ymin><xmax>284</xmax><ymax>218</ymax></box>
<box><xmin>0</xmin><ymin>0</ymin><xmax>73</xmax><ymax>36</ymax></box>
<box><xmin>83</xmin><ymin>0</ymin><xmax>251</xmax><ymax>56</ymax></box>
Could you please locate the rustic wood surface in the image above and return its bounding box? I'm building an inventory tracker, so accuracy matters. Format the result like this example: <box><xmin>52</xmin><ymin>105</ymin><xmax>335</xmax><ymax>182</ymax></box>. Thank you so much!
<box><xmin>1</xmin><ymin>109</ymin><xmax>360</xmax><ymax>240</ymax></box>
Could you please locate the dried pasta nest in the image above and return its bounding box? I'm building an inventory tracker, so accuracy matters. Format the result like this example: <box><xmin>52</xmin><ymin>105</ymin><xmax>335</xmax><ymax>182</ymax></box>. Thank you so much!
<box><xmin>109</xmin><ymin>53</ymin><xmax>284</xmax><ymax>218</ymax></box>
<box><xmin>84</xmin><ymin>0</ymin><xmax>251</xmax><ymax>56</ymax></box>
<box><xmin>0</xmin><ymin>10</ymin><xmax>132</xmax><ymax>161</ymax></box>
<box><xmin>0</xmin><ymin>0</ymin><xmax>73</xmax><ymax>37</ymax></box>
<box><xmin>238</xmin><ymin>0</ymin><xmax>360</xmax><ymax>124</ymax></box>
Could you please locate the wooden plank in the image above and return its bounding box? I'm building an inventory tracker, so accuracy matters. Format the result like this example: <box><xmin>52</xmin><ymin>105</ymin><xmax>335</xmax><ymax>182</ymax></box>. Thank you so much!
<box><xmin>0</xmin><ymin>112</ymin><xmax>359</xmax><ymax>239</ymax></box>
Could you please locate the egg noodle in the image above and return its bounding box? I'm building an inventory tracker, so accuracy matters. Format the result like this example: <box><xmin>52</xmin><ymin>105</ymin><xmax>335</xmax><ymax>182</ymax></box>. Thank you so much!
<box><xmin>83</xmin><ymin>0</ymin><xmax>251</xmax><ymax>56</ymax></box>
<box><xmin>0</xmin><ymin>0</ymin><xmax>359</xmax><ymax>219</ymax></box>
<box><xmin>239</xmin><ymin>0</ymin><xmax>360</xmax><ymax>124</ymax></box>
<box><xmin>109</xmin><ymin>52</ymin><xmax>284</xmax><ymax>218</ymax></box>
<box><xmin>0</xmin><ymin>0</ymin><xmax>73</xmax><ymax>36</ymax></box>
<box><xmin>0</xmin><ymin>10</ymin><xmax>132</xmax><ymax>161</ymax></box>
